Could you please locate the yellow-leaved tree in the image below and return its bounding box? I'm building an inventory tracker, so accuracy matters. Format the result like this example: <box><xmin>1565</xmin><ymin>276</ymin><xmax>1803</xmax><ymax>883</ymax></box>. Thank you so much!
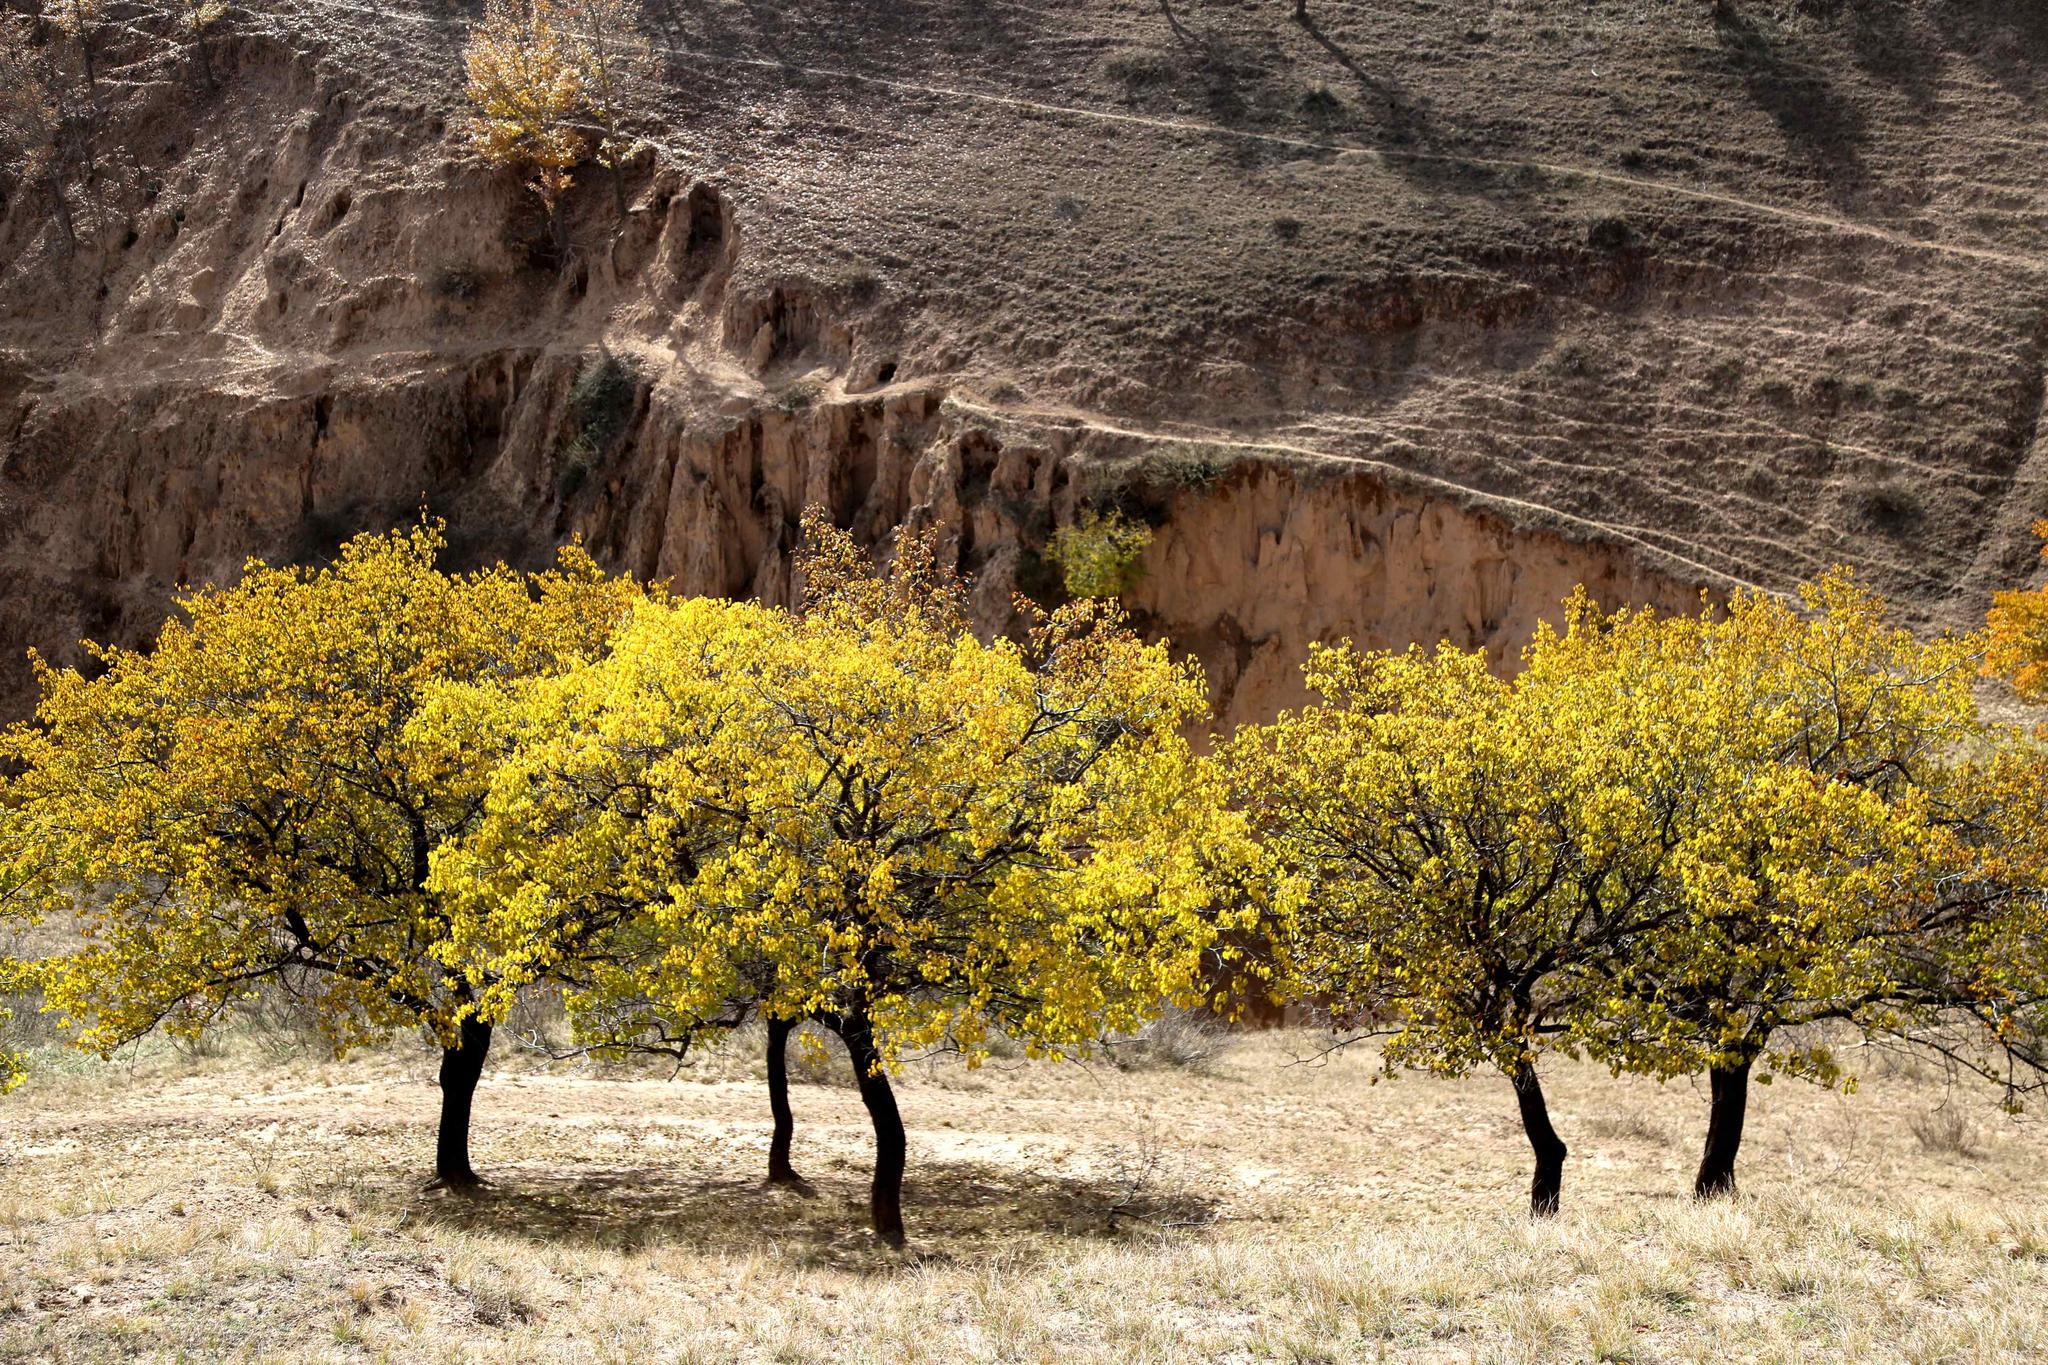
<box><xmin>427</xmin><ymin>509</ymin><xmax>1258</xmax><ymax>1246</ymax></box>
<box><xmin>1237</xmin><ymin>570</ymin><xmax>2037</xmax><ymax>1212</ymax></box>
<box><xmin>416</xmin><ymin>590</ymin><xmax>785</xmax><ymax>1062</ymax></box>
<box><xmin>0</xmin><ymin>789</ymin><xmax>46</xmax><ymax>1096</ymax></box>
<box><xmin>1565</xmin><ymin>572</ymin><xmax>2007</xmax><ymax>1199</ymax></box>
<box><xmin>0</xmin><ymin>997</ymin><xmax>20</xmax><ymax>1096</ymax></box>
<box><xmin>1969</xmin><ymin>521</ymin><xmax>2048</xmax><ymax>1113</ymax></box>
<box><xmin>1225</xmin><ymin>612</ymin><xmax>1719</xmax><ymax>1216</ymax></box>
<box><xmin>1954</xmin><ymin>738</ymin><xmax>2048</xmax><ymax>1083</ymax></box>
<box><xmin>5</xmin><ymin>524</ymin><xmax>641</xmax><ymax>1186</ymax></box>
<box><xmin>49</xmin><ymin>0</ymin><xmax>106</xmax><ymax>93</ymax></box>
<box><xmin>1988</xmin><ymin>519</ymin><xmax>2048</xmax><ymax>703</ymax></box>
<box><xmin>181</xmin><ymin>0</ymin><xmax>225</xmax><ymax>91</ymax></box>
<box><xmin>463</xmin><ymin>0</ymin><xmax>587</xmax><ymax>258</ymax></box>
<box><xmin>559</xmin><ymin>0</ymin><xmax>654</xmax><ymax>221</ymax></box>
<box><xmin>0</xmin><ymin>15</ymin><xmax>77</xmax><ymax>254</ymax></box>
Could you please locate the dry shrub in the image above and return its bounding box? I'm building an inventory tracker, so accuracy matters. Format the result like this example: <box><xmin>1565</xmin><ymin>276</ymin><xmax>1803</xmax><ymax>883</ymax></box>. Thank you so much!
<box><xmin>1108</xmin><ymin>1007</ymin><xmax>1231</xmax><ymax>1072</ymax></box>
<box><xmin>1586</xmin><ymin>1110</ymin><xmax>1674</xmax><ymax>1145</ymax></box>
<box><xmin>0</xmin><ymin>980</ymin><xmax>57</xmax><ymax>1054</ymax></box>
<box><xmin>786</xmin><ymin>1022</ymin><xmax>857</xmax><ymax>1087</ymax></box>
<box><xmin>501</xmin><ymin>984</ymin><xmax>574</xmax><ymax>1054</ymax></box>
<box><xmin>1101</xmin><ymin>1125</ymin><xmax>1217</xmax><ymax>1230</ymax></box>
<box><xmin>240</xmin><ymin>973</ymin><xmax>336</xmax><ymax>1060</ymax></box>
<box><xmin>1908</xmin><ymin>1107</ymin><xmax>1982</xmax><ymax>1159</ymax></box>
<box><xmin>711</xmin><ymin>1018</ymin><xmax>857</xmax><ymax>1088</ymax></box>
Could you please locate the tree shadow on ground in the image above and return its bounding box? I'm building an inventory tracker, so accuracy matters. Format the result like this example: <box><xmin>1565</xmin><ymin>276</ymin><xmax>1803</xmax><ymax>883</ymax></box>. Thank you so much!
<box><xmin>1134</xmin><ymin>0</ymin><xmax>1463</xmax><ymax>180</ymax></box>
<box><xmin>1824</xmin><ymin>0</ymin><xmax>1946</xmax><ymax>112</ymax></box>
<box><xmin>1712</xmin><ymin>4</ymin><xmax>1870</xmax><ymax>205</ymax></box>
<box><xmin>1922</xmin><ymin>0</ymin><xmax>2048</xmax><ymax>100</ymax></box>
<box><xmin>1152</xmin><ymin>0</ymin><xmax>1322</xmax><ymax>149</ymax></box>
<box><xmin>399</xmin><ymin>1156</ymin><xmax>1222</xmax><ymax>1269</ymax></box>
<box><xmin>1290</xmin><ymin>6</ymin><xmax>1435</xmax><ymax>152</ymax></box>
<box><xmin>645</xmin><ymin>0</ymin><xmax>1026</xmax><ymax>86</ymax></box>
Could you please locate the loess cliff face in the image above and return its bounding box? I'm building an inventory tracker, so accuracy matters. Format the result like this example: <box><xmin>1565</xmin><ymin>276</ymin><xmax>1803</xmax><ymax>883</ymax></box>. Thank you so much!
<box><xmin>4</xmin><ymin>0</ymin><xmax>2046</xmax><ymax>723</ymax></box>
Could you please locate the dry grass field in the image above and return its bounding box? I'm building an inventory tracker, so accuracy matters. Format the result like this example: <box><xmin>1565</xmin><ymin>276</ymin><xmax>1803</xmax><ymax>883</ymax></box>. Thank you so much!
<box><xmin>3</xmin><ymin>1020</ymin><xmax>2046</xmax><ymax>1364</ymax></box>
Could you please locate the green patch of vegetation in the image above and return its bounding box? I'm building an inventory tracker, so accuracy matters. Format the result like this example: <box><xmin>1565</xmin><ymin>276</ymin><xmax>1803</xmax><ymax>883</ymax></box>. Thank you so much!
<box><xmin>432</xmin><ymin>268</ymin><xmax>481</xmax><ymax>302</ymax></box>
<box><xmin>1047</xmin><ymin>508</ymin><xmax>1153</xmax><ymax>599</ymax></box>
<box><xmin>1105</xmin><ymin>52</ymin><xmax>1176</xmax><ymax>99</ymax></box>
<box><xmin>1014</xmin><ymin>545</ymin><xmax>1069</xmax><ymax>611</ymax></box>
<box><xmin>1703</xmin><ymin>356</ymin><xmax>1745</xmax><ymax>393</ymax></box>
<box><xmin>1150</xmin><ymin>441</ymin><xmax>1233</xmax><ymax>489</ymax></box>
<box><xmin>1856</xmin><ymin>482</ymin><xmax>1923</xmax><ymax>535</ymax></box>
<box><xmin>827</xmin><ymin>267</ymin><xmax>881</xmax><ymax>305</ymax></box>
<box><xmin>559</xmin><ymin>351</ymin><xmax>639</xmax><ymax>497</ymax></box>
<box><xmin>568</xmin><ymin>350</ymin><xmax>637</xmax><ymax>455</ymax></box>
<box><xmin>774</xmin><ymin>377</ymin><xmax>825</xmax><ymax>414</ymax></box>
<box><xmin>1550</xmin><ymin>343</ymin><xmax>1605</xmax><ymax>380</ymax></box>
<box><xmin>1297</xmin><ymin>86</ymin><xmax>1343</xmax><ymax>122</ymax></box>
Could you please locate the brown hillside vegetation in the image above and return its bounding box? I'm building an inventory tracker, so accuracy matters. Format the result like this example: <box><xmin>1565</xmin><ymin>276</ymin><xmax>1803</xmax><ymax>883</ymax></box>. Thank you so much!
<box><xmin>4</xmin><ymin>0</ymin><xmax>2048</xmax><ymax>723</ymax></box>
<box><xmin>2</xmin><ymin>1027</ymin><xmax>2046</xmax><ymax>1361</ymax></box>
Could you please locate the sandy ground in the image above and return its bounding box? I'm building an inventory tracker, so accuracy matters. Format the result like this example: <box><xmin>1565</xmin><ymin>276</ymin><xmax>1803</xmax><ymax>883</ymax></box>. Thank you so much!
<box><xmin>2</xmin><ymin>1023</ymin><xmax>2045</xmax><ymax>1361</ymax></box>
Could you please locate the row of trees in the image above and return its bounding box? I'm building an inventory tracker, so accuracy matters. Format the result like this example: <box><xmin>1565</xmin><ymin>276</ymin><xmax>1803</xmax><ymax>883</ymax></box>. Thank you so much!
<box><xmin>1234</xmin><ymin>572</ymin><xmax>2048</xmax><ymax>1210</ymax></box>
<box><xmin>0</xmin><ymin>518</ymin><xmax>1253</xmax><ymax>1245</ymax></box>
<box><xmin>2</xmin><ymin>514</ymin><xmax>2046</xmax><ymax>1243</ymax></box>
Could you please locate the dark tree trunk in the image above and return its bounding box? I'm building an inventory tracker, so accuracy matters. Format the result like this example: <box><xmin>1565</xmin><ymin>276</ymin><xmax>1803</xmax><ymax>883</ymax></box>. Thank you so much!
<box><xmin>830</xmin><ymin>1010</ymin><xmax>908</xmax><ymax>1248</ymax></box>
<box><xmin>48</xmin><ymin>180</ymin><xmax>76</xmax><ymax>257</ymax></box>
<box><xmin>608</xmin><ymin>158</ymin><xmax>628</xmax><ymax>222</ymax></box>
<box><xmin>191</xmin><ymin>31</ymin><xmax>214</xmax><ymax>90</ymax></box>
<box><xmin>540</xmin><ymin>194</ymin><xmax>569</xmax><ymax>268</ymax></box>
<box><xmin>432</xmin><ymin>1016</ymin><xmax>492</xmax><ymax>1189</ymax></box>
<box><xmin>765</xmin><ymin>1017</ymin><xmax>804</xmax><ymax>1187</ymax></box>
<box><xmin>1510</xmin><ymin>1061</ymin><xmax>1568</xmax><ymax>1217</ymax></box>
<box><xmin>1694</xmin><ymin>1058</ymin><xmax>1753</xmax><ymax>1199</ymax></box>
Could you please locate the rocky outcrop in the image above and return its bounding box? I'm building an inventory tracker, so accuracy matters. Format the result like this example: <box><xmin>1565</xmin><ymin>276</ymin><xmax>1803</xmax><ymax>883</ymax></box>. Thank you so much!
<box><xmin>1127</xmin><ymin>465</ymin><xmax>1703</xmax><ymax>725</ymax></box>
<box><xmin>8</xmin><ymin>0</ymin><xmax>2045</xmax><ymax>722</ymax></box>
<box><xmin>559</xmin><ymin>379</ymin><xmax>1704</xmax><ymax>727</ymax></box>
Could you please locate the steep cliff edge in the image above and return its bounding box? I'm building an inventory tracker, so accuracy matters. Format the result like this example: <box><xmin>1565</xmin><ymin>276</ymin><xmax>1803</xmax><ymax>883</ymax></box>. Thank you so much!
<box><xmin>4</xmin><ymin>0</ymin><xmax>2046</xmax><ymax>721</ymax></box>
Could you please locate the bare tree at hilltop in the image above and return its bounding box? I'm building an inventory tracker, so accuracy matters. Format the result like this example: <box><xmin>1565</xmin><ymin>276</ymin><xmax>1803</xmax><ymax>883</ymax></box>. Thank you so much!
<box><xmin>49</xmin><ymin>0</ymin><xmax>104</xmax><ymax>94</ymax></box>
<box><xmin>43</xmin><ymin>0</ymin><xmax>105</xmax><ymax>184</ymax></box>
<box><xmin>0</xmin><ymin>17</ymin><xmax>77</xmax><ymax>254</ymax></box>
<box><xmin>183</xmin><ymin>0</ymin><xmax>225</xmax><ymax>90</ymax></box>
<box><xmin>561</xmin><ymin>0</ymin><xmax>655</xmax><ymax>223</ymax></box>
<box><xmin>463</xmin><ymin>0</ymin><xmax>588</xmax><ymax>261</ymax></box>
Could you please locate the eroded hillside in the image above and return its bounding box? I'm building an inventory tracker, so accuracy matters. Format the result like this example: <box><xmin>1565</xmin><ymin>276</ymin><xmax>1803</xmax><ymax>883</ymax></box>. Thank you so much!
<box><xmin>4</xmin><ymin>0</ymin><xmax>2045</xmax><ymax>722</ymax></box>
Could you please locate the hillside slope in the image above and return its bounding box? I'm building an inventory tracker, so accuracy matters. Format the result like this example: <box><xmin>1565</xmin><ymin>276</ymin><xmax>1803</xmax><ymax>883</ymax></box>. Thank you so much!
<box><xmin>3</xmin><ymin>0</ymin><xmax>2045</xmax><ymax>721</ymax></box>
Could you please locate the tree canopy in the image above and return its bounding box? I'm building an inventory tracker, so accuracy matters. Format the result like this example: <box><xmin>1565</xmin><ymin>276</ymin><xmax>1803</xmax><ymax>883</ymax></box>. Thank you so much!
<box><xmin>1988</xmin><ymin>520</ymin><xmax>2048</xmax><ymax>704</ymax></box>
<box><xmin>1225</xmin><ymin>596</ymin><xmax>1721</xmax><ymax>1213</ymax></box>
<box><xmin>0</xmin><ymin>794</ymin><xmax>39</xmax><ymax>1095</ymax></box>
<box><xmin>1542</xmin><ymin>573</ymin><xmax>2020</xmax><ymax>1195</ymax></box>
<box><xmin>1235</xmin><ymin>569</ymin><xmax>2042</xmax><ymax>1209</ymax></box>
<box><xmin>425</xmin><ymin>511</ymin><xmax>1256</xmax><ymax>1242</ymax></box>
<box><xmin>5</xmin><ymin>524</ymin><xmax>641</xmax><ymax>1182</ymax></box>
<box><xmin>463</xmin><ymin>0</ymin><xmax>588</xmax><ymax>253</ymax></box>
<box><xmin>557</xmin><ymin>0</ymin><xmax>655</xmax><ymax>219</ymax></box>
<box><xmin>462</xmin><ymin>0</ymin><xmax>654</xmax><ymax>247</ymax></box>
<box><xmin>4</xmin><ymin>501</ymin><xmax>2046</xmax><ymax>1242</ymax></box>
